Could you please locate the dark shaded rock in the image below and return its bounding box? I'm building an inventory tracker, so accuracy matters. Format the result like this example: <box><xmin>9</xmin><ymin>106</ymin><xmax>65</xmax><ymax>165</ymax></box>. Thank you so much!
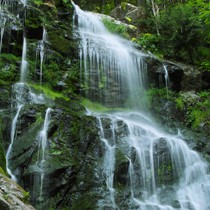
<box><xmin>114</xmin><ymin>148</ymin><xmax>129</xmax><ymax>186</ymax></box>
<box><xmin>0</xmin><ymin>88</ymin><xmax>10</xmax><ymax>109</ymax></box>
<box><xmin>153</xmin><ymin>138</ymin><xmax>175</xmax><ymax>185</ymax></box>
<box><xmin>202</xmin><ymin>71</ymin><xmax>210</xmax><ymax>90</ymax></box>
<box><xmin>5</xmin><ymin>105</ymin><xmax>100</xmax><ymax>209</ymax></box>
<box><xmin>147</xmin><ymin>58</ymin><xmax>184</xmax><ymax>91</ymax></box>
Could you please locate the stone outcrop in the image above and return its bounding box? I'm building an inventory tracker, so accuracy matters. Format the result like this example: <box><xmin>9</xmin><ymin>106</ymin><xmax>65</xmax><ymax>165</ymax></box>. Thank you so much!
<box><xmin>0</xmin><ymin>172</ymin><xmax>35</xmax><ymax>210</ymax></box>
<box><xmin>3</xmin><ymin>102</ymin><xmax>100</xmax><ymax>209</ymax></box>
<box><xmin>146</xmin><ymin>57</ymin><xmax>209</xmax><ymax>92</ymax></box>
<box><xmin>110</xmin><ymin>3</ymin><xmax>145</xmax><ymax>23</ymax></box>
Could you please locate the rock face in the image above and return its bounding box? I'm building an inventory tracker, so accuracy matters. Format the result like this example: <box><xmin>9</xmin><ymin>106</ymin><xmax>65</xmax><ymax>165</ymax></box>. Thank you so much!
<box><xmin>3</xmin><ymin>102</ymin><xmax>100</xmax><ymax>209</ymax></box>
<box><xmin>0</xmin><ymin>172</ymin><xmax>35</xmax><ymax>210</ymax></box>
<box><xmin>110</xmin><ymin>3</ymin><xmax>145</xmax><ymax>23</ymax></box>
<box><xmin>146</xmin><ymin>57</ymin><xmax>209</xmax><ymax>92</ymax></box>
<box><xmin>0</xmin><ymin>1</ymin><xmax>210</xmax><ymax>209</ymax></box>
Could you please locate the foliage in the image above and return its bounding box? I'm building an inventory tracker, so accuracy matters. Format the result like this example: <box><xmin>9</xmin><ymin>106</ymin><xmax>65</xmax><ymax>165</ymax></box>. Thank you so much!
<box><xmin>136</xmin><ymin>33</ymin><xmax>161</xmax><ymax>56</ymax></box>
<box><xmin>141</xmin><ymin>0</ymin><xmax>210</xmax><ymax>65</ymax></box>
<box><xmin>0</xmin><ymin>53</ymin><xmax>19</xmax><ymax>63</ymax></box>
<box><xmin>22</xmin><ymin>191</ymin><xmax>30</xmax><ymax>203</ymax></box>
<box><xmin>146</xmin><ymin>87</ymin><xmax>172</xmax><ymax>105</ymax></box>
<box><xmin>175</xmin><ymin>97</ymin><xmax>184</xmax><ymax>110</ymax></box>
<box><xmin>0</xmin><ymin>53</ymin><xmax>19</xmax><ymax>84</ymax></box>
<box><xmin>74</xmin><ymin>0</ymin><xmax>137</xmax><ymax>14</ymax></box>
<box><xmin>176</xmin><ymin>91</ymin><xmax>210</xmax><ymax>129</ymax></box>
<box><xmin>30</xmin><ymin>0</ymin><xmax>43</xmax><ymax>6</ymax></box>
<box><xmin>188</xmin><ymin>91</ymin><xmax>210</xmax><ymax>129</ymax></box>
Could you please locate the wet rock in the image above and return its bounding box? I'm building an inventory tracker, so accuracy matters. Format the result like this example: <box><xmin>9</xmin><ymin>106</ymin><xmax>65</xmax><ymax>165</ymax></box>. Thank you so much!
<box><xmin>114</xmin><ymin>148</ymin><xmax>129</xmax><ymax>186</ymax></box>
<box><xmin>0</xmin><ymin>88</ymin><xmax>10</xmax><ymax>109</ymax></box>
<box><xmin>5</xmin><ymin>105</ymin><xmax>100</xmax><ymax>209</ymax></box>
<box><xmin>0</xmin><ymin>173</ymin><xmax>35</xmax><ymax>210</ymax></box>
<box><xmin>147</xmin><ymin>58</ymin><xmax>184</xmax><ymax>91</ymax></box>
<box><xmin>153</xmin><ymin>138</ymin><xmax>175</xmax><ymax>185</ymax></box>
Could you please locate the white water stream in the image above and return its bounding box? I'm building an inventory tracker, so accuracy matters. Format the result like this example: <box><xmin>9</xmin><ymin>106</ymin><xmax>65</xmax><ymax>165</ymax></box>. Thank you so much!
<box><xmin>36</xmin><ymin>27</ymin><xmax>47</xmax><ymax>86</ymax></box>
<box><xmin>163</xmin><ymin>65</ymin><xmax>170</xmax><ymax>100</ymax></box>
<box><xmin>36</xmin><ymin>108</ymin><xmax>51</xmax><ymax>200</ymax></box>
<box><xmin>73</xmin><ymin>3</ymin><xmax>210</xmax><ymax>210</ymax></box>
<box><xmin>20</xmin><ymin>36</ymin><xmax>28</xmax><ymax>82</ymax></box>
<box><xmin>73</xmin><ymin>2</ymin><xmax>146</xmax><ymax>109</ymax></box>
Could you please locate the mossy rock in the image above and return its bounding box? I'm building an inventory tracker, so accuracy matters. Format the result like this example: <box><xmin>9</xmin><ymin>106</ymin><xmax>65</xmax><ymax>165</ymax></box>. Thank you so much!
<box><xmin>114</xmin><ymin>148</ymin><xmax>129</xmax><ymax>187</ymax></box>
<box><xmin>47</xmin><ymin>29</ymin><xmax>76</xmax><ymax>55</ymax></box>
<box><xmin>70</xmin><ymin>194</ymin><xmax>97</xmax><ymax>210</ymax></box>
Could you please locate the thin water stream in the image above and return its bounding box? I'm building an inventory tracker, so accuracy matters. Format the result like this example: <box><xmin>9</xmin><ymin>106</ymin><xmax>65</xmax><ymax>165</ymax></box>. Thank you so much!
<box><xmin>36</xmin><ymin>108</ymin><xmax>52</xmax><ymax>202</ymax></box>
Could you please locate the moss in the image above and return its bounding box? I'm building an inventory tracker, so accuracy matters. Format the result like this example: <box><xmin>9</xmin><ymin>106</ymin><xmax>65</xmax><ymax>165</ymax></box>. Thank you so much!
<box><xmin>175</xmin><ymin>97</ymin><xmax>184</xmax><ymax>110</ymax></box>
<box><xmin>70</xmin><ymin>195</ymin><xmax>97</xmax><ymax>210</ymax></box>
<box><xmin>0</xmin><ymin>167</ymin><xmax>6</xmax><ymax>175</ymax></box>
<box><xmin>28</xmin><ymin>84</ymin><xmax>69</xmax><ymax>100</ymax></box>
<box><xmin>176</xmin><ymin>91</ymin><xmax>210</xmax><ymax>130</ymax></box>
<box><xmin>0</xmin><ymin>53</ymin><xmax>19</xmax><ymax>84</ymax></box>
<box><xmin>157</xmin><ymin>162</ymin><xmax>173</xmax><ymax>185</ymax></box>
<box><xmin>82</xmin><ymin>98</ymin><xmax>110</xmax><ymax>113</ymax></box>
<box><xmin>48</xmin><ymin>30</ymin><xmax>73</xmax><ymax>54</ymax></box>
<box><xmin>82</xmin><ymin>98</ymin><xmax>128</xmax><ymax>113</ymax></box>
<box><xmin>102</xmin><ymin>18</ymin><xmax>130</xmax><ymax>39</ymax></box>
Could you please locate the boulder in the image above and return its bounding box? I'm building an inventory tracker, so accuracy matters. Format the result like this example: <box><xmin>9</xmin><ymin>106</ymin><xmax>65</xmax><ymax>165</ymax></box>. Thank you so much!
<box><xmin>0</xmin><ymin>173</ymin><xmax>35</xmax><ymax>210</ymax></box>
<box><xmin>110</xmin><ymin>3</ymin><xmax>137</xmax><ymax>20</ymax></box>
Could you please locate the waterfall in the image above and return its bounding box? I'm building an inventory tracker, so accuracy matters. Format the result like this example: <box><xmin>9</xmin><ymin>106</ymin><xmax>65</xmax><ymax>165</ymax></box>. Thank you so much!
<box><xmin>35</xmin><ymin>108</ymin><xmax>52</xmax><ymax>203</ymax></box>
<box><xmin>0</xmin><ymin>18</ymin><xmax>6</xmax><ymax>53</ymax></box>
<box><xmin>20</xmin><ymin>0</ymin><xmax>27</xmax><ymax>7</ymax></box>
<box><xmin>98</xmin><ymin>117</ymin><xmax>117</xmax><ymax>209</ymax></box>
<box><xmin>5</xmin><ymin>104</ymin><xmax>23</xmax><ymax>182</ymax></box>
<box><xmin>73</xmin><ymin>3</ymin><xmax>210</xmax><ymax>210</ymax></box>
<box><xmin>20</xmin><ymin>36</ymin><xmax>28</xmax><ymax>83</ymax></box>
<box><xmin>5</xmin><ymin>35</ymin><xmax>29</xmax><ymax>180</ymax></box>
<box><xmin>163</xmin><ymin>65</ymin><xmax>170</xmax><ymax>100</ymax></box>
<box><xmin>37</xmin><ymin>27</ymin><xmax>47</xmax><ymax>86</ymax></box>
<box><xmin>73</xmin><ymin>2</ymin><xmax>146</xmax><ymax>109</ymax></box>
<box><xmin>0</xmin><ymin>0</ymin><xmax>7</xmax><ymax>53</ymax></box>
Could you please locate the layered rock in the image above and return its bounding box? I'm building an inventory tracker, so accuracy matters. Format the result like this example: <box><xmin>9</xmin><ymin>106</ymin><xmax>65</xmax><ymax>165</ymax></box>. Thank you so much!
<box><xmin>0</xmin><ymin>172</ymin><xmax>35</xmax><ymax>210</ymax></box>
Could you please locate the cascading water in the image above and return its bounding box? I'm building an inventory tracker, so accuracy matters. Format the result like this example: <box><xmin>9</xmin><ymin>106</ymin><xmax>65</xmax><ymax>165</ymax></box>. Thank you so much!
<box><xmin>37</xmin><ymin>27</ymin><xmax>47</xmax><ymax>86</ymax></box>
<box><xmin>0</xmin><ymin>0</ymin><xmax>8</xmax><ymax>53</ymax></box>
<box><xmin>163</xmin><ymin>65</ymin><xmax>170</xmax><ymax>100</ymax></box>
<box><xmin>73</xmin><ymin>2</ymin><xmax>146</xmax><ymax>109</ymax></box>
<box><xmin>5</xmin><ymin>2</ymin><xmax>29</xmax><ymax>180</ymax></box>
<box><xmin>20</xmin><ymin>36</ymin><xmax>28</xmax><ymax>83</ymax></box>
<box><xmin>5</xmin><ymin>1</ymin><xmax>48</xmax><ymax>181</ymax></box>
<box><xmin>5</xmin><ymin>103</ymin><xmax>23</xmax><ymax>182</ymax></box>
<box><xmin>34</xmin><ymin>108</ymin><xmax>52</xmax><ymax>204</ymax></box>
<box><xmin>0</xmin><ymin>18</ymin><xmax>6</xmax><ymax>53</ymax></box>
<box><xmin>20</xmin><ymin>0</ymin><xmax>27</xmax><ymax>8</ymax></box>
<box><xmin>73</xmin><ymin>3</ymin><xmax>210</xmax><ymax>210</ymax></box>
<box><xmin>98</xmin><ymin>117</ymin><xmax>117</xmax><ymax>209</ymax></box>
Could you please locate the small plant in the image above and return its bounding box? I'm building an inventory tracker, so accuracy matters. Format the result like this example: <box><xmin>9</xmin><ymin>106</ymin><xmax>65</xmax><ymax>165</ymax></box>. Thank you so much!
<box><xmin>22</xmin><ymin>191</ymin><xmax>30</xmax><ymax>202</ymax></box>
<box><xmin>175</xmin><ymin>97</ymin><xmax>184</xmax><ymax>110</ymax></box>
<box><xmin>3</xmin><ymin>193</ymin><xmax>9</xmax><ymax>201</ymax></box>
